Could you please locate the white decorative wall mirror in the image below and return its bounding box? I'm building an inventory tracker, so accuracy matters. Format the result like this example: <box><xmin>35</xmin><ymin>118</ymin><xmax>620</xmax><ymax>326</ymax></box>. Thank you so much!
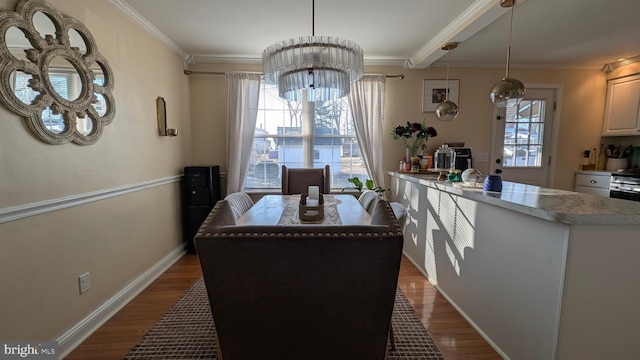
<box><xmin>0</xmin><ymin>0</ymin><xmax>115</xmax><ymax>145</ymax></box>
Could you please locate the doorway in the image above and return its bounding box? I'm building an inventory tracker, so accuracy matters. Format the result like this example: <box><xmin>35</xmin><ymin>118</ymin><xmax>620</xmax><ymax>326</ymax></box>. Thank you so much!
<box><xmin>490</xmin><ymin>88</ymin><xmax>559</xmax><ymax>187</ymax></box>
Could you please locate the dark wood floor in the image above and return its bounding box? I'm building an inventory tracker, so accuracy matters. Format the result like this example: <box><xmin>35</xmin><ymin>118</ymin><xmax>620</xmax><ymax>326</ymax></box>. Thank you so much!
<box><xmin>66</xmin><ymin>254</ymin><xmax>501</xmax><ymax>359</ymax></box>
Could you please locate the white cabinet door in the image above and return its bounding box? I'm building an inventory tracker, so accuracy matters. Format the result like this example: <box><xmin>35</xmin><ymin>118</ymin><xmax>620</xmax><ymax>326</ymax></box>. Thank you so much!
<box><xmin>602</xmin><ymin>74</ymin><xmax>640</xmax><ymax>136</ymax></box>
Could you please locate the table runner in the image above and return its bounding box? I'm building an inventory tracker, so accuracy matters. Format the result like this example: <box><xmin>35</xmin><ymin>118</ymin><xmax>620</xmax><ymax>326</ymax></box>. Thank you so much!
<box><xmin>278</xmin><ymin>195</ymin><xmax>343</xmax><ymax>225</ymax></box>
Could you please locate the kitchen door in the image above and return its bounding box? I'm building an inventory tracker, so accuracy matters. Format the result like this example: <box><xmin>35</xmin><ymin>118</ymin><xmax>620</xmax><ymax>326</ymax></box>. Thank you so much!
<box><xmin>490</xmin><ymin>88</ymin><xmax>557</xmax><ymax>187</ymax></box>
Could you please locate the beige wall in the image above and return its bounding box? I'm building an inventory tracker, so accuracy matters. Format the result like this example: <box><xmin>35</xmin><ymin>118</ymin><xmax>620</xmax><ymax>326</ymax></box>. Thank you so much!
<box><xmin>0</xmin><ymin>0</ymin><xmax>191</xmax><ymax>340</ymax></box>
<box><xmin>188</xmin><ymin>63</ymin><xmax>616</xmax><ymax>191</ymax></box>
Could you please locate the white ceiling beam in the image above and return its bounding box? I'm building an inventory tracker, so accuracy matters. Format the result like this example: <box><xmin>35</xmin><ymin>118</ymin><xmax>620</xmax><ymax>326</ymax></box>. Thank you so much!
<box><xmin>405</xmin><ymin>0</ymin><xmax>508</xmax><ymax>69</ymax></box>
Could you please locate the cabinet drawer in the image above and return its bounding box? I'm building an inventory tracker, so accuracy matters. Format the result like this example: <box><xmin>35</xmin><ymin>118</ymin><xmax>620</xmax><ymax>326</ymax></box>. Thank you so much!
<box><xmin>575</xmin><ymin>174</ymin><xmax>610</xmax><ymax>189</ymax></box>
<box><xmin>574</xmin><ymin>185</ymin><xmax>610</xmax><ymax>197</ymax></box>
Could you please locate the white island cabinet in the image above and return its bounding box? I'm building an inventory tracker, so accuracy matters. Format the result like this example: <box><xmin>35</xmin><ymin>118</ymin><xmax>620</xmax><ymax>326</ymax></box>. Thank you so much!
<box><xmin>389</xmin><ymin>171</ymin><xmax>640</xmax><ymax>360</ymax></box>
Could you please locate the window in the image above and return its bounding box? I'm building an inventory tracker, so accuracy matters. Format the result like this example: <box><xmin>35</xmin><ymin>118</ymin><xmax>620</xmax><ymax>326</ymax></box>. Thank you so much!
<box><xmin>502</xmin><ymin>99</ymin><xmax>545</xmax><ymax>167</ymax></box>
<box><xmin>246</xmin><ymin>81</ymin><xmax>369</xmax><ymax>190</ymax></box>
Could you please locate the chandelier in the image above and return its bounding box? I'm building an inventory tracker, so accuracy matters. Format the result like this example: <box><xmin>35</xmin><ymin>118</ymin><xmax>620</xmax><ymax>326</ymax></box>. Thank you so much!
<box><xmin>489</xmin><ymin>0</ymin><xmax>525</xmax><ymax>108</ymax></box>
<box><xmin>262</xmin><ymin>0</ymin><xmax>364</xmax><ymax>102</ymax></box>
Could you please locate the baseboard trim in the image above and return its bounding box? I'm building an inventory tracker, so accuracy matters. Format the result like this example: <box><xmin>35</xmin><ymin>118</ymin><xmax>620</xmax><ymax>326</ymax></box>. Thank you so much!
<box><xmin>0</xmin><ymin>175</ymin><xmax>181</xmax><ymax>224</ymax></box>
<box><xmin>55</xmin><ymin>245</ymin><xmax>187</xmax><ymax>359</ymax></box>
<box><xmin>401</xmin><ymin>251</ymin><xmax>511</xmax><ymax>360</ymax></box>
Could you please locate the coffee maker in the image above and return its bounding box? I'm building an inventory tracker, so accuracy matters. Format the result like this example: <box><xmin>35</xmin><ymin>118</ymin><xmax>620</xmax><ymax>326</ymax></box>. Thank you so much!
<box><xmin>451</xmin><ymin>147</ymin><xmax>473</xmax><ymax>170</ymax></box>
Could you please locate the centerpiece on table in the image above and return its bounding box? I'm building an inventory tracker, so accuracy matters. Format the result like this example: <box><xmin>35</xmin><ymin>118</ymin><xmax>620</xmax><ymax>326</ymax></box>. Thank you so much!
<box><xmin>392</xmin><ymin>121</ymin><xmax>437</xmax><ymax>170</ymax></box>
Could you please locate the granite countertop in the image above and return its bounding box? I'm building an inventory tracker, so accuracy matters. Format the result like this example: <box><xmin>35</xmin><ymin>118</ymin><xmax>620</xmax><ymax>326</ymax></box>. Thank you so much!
<box><xmin>574</xmin><ymin>170</ymin><xmax>613</xmax><ymax>176</ymax></box>
<box><xmin>389</xmin><ymin>171</ymin><xmax>640</xmax><ymax>225</ymax></box>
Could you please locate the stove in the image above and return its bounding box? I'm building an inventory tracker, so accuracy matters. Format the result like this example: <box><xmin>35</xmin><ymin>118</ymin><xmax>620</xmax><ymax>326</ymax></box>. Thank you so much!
<box><xmin>610</xmin><ymin>169</ymin><xmax>640</xmax><ymax>201</ymax></box>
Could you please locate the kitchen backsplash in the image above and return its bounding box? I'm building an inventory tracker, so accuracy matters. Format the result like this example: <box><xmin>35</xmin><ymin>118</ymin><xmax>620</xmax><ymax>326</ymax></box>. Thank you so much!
<box><xmin>599</xmin><ymin>135</ymin><xmax>640</xmax><ymax>169</ymax></box>
<box><xmin>601</xmin><ymin>135</ymin><xmax>640</xmax><ymax>148</ymax></box>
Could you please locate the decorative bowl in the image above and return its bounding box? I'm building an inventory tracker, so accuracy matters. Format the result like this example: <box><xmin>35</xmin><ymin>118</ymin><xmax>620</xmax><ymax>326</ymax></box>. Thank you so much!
<box><xmin>461</xmin><ymin>168</ymin><xmax>482</xmax><ymax>185</ymax></box>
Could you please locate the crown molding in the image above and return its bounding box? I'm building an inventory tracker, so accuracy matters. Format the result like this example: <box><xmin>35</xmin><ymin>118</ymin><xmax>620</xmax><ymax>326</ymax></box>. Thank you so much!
<box><xmin>601</xmin><ymin>54</ymin><xmax>640</xmax><ymax>73</ymax></box>
<box><xmin>190</xmin><ymin>54</ymin><xmax>263</xmax><ymax>65</ymax></box>
<box><xmin>108</xmin><ymin>0</ymin><xmax>190</xmax><ymax>61</ymax></box>
<box><xmin>190</xmin><ymin>54</ymin><xmax>408</xmax><ymax>67</ymax></box>
<box><xmin>364</xmin><ymin>57</ymin><xmax>407</xmax><ymax>67</ymax></box>
<box><xmin>429</xmin><ymin>61</ymin><xmax>603</xmax><ymax>70</ymax></box>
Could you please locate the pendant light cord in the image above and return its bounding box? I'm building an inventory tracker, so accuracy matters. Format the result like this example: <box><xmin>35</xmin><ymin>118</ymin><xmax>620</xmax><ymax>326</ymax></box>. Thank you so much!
<box><xmin>445</xmin><ymin>50</ymin><xmax>451</xmax><ymax>101</ymax></box>
<box><xmin>505</xmin><ymin>4</ymin><xmax>514</xmax><ymax>78</ymax></box>
<box><xmin>312</xmin><ymin>0</ymin><xmax>315</xmax><ymax>36</ymax></box>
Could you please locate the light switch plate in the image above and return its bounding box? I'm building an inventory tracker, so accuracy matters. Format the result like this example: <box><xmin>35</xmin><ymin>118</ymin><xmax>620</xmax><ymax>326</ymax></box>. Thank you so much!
<box><xmin>476</xmin><ymin>152</ymin><xmax>489</xmax><ymax>162</ymax></box>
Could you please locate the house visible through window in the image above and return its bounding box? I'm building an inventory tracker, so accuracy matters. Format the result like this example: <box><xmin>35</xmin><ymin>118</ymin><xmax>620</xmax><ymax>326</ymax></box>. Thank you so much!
<box><xmin>502</xmin><ymin>99</ymin><xmax>544</xmax><ymax>167</ymax></box>
<box><xmin>247</xmin><ymin>80</ymin><xmax>369</xmax><ymax>190</ymax></box>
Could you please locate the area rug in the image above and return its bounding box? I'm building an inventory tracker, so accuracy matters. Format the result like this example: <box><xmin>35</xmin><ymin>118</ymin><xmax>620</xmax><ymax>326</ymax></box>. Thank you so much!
<box><xmin>125</xmin><ymin>278</ymin><xmax>443</xmax><ymax>359</ymax></box>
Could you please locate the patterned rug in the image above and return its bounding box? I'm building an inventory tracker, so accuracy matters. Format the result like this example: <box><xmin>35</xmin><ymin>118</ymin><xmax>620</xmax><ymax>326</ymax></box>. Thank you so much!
<box><xmin>125</xmin><ymin>278</ymin><xmax>443</xmax><ymax>359</ymax></box>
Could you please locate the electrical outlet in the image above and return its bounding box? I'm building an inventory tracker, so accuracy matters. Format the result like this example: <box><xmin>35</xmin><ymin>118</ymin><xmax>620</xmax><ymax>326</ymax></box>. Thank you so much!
<box><xmin>78</xmin><ymin>272</ymin><xmax>91</xmax><ymax>294</ymax></box>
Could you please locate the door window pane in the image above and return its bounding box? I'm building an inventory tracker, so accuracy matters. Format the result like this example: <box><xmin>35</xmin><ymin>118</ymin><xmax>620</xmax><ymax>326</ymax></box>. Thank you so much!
<box><xmin>502</xmin><ymin>99</ymin><xmax>545</xmax><ymax>167</ymax></box>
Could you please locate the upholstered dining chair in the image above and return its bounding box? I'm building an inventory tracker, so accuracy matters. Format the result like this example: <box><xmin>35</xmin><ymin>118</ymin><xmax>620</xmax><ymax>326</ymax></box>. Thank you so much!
<box><xmin>358</xmin><ymin>189</ymin><xmax>380</xmax><ymax>214</ymax></box>
<box><xmin>390</xmin><ymin>202</ymin><xmax>407</xmax><ymax>222</ymax></box>
<box><xmin>281</xmin><ymin>165</ymin><xmax>330</xmax><ymax>195</ymax></box>
<box><xmin>223</xmin><ymin>192</ymin><xmax>254</xmax><ymax>220</ymax></box>
<box><xmin>194</xmin><ymin>199</ymin><xmax>404</xmax><ymax>360</ymax></box>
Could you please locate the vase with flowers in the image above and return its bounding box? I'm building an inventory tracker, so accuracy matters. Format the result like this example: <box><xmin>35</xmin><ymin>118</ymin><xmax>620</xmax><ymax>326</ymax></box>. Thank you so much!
<box><xmin>392</xmin><ymin>121</ymin><xmax>438</xmax><ymax>170</ymax></box>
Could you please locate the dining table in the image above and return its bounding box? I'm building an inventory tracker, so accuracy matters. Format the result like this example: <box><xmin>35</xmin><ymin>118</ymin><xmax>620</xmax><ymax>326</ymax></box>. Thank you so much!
<box><xmin>235</xmin><ymin>194</ymin><xmax>371</xmax><ymax>226</ymax></box>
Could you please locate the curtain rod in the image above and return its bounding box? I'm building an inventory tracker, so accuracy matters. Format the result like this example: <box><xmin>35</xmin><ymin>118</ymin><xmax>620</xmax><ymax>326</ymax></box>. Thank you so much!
<box><xmin>183</xmin><ymin>69</ymin><xmax>404</xmax><ymax>79</ymax></box>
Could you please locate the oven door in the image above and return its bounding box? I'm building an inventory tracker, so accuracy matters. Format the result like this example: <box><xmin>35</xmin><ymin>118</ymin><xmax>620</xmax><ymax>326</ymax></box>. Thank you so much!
<box><xmin>609</xmin><ymin>189</ymin><xmax>640</xmax><ymax>201</ymax></box>
<box><xmin>609</xmin><ymin>176</ymin><xmax>640</xmax><ymax>201</ymax></box>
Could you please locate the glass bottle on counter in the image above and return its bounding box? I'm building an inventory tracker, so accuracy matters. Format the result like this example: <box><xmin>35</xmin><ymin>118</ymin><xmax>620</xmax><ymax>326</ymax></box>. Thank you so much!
<box><xmin>434</xmin><ymin>144</ymin><xmax>456</xmax><ymax>170</ymax></box>
<box><xmin>581</xmin><ymin>150</ymin><xmax>595</xmax><ymax>171</ymax></box>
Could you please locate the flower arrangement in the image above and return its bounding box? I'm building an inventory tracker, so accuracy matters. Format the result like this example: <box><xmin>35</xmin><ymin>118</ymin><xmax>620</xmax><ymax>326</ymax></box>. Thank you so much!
<box><xmin>392</xmin><ymin>121</ymin><xmax>438</xmax><ymax>156</ymax></box>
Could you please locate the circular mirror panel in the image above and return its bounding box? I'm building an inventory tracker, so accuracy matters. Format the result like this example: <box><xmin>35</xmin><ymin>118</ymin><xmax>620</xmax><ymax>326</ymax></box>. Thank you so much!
<box><xmin>90</xmin><ymin>61</ymin><xmax>105</xmax><ymax>86</ymax></box>
<box><xmin>68</xmin><ymin>28</ymin><xmax>87</xmax><ymax>55</ymax></box>
<box><xmin>10</xmin><ymin>70</ymin><xmax>39</xmax><ymax>105</ymax></box>
<box><xmin>33</xmin><ymin>11</ymin><xmax>56</xmax><ymax>40</ymax></box>
<box><xmin>76</xmin><ymin>113</ymin><xmax>93</xmax><ymax>135</ymax></box>
<box><xmin>93</xmin><ymin>93</ymin><xmax>107</xmax><ymax>116</ymax></box>
<box><xmin>41</xmin><ymin>106</ymin><xmax>66</xmax><ymax>134</ymax></box>
<box><xmin>48</xmin><ymin>56</ymin><xmax>82</xmax><ymax>101</ymax></box>
<box><xmin>5</xmin><ymin>26</ymin><xmax>32</xmax><ymax>56</ymax></box>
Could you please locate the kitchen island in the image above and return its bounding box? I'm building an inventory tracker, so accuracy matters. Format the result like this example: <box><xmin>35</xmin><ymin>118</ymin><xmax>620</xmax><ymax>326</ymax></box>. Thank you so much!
<box><xmin>389</xmin><ymin>171</ymin><xmax>640</xmax><ymax>360</ymax></box>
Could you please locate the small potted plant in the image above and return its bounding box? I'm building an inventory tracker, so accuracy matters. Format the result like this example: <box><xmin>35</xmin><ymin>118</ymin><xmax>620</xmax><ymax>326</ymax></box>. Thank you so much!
<box><xmin>341</xmin><ymin>177</ymin><xmax>389</xmax><ymax>198</ymax></box>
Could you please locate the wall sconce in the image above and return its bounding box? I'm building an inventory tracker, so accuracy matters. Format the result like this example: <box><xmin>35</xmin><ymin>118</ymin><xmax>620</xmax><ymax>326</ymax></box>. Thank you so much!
<box><xmin>156</xmin><ymin>97</ymin><xmax>177</xmax><ymax>136</ymax></box>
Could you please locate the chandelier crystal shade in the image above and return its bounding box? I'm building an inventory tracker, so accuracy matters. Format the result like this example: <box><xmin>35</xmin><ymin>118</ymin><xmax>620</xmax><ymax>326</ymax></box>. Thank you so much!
<box><xmin>489</xmin><ymin>0</ymin><xmax>525</xmax><ymax>108</ymax></box>
<box><xmin>262</xmin><ymin>1</ymin><xmax>364</xmax><ymax>102</ymax></box>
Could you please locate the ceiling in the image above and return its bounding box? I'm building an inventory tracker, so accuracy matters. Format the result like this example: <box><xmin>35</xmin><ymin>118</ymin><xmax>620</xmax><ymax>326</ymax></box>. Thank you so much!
<box><xmin>111</xmin><ymin>0</ymin><xmax>640</xmax><ymax>70</ymax></box>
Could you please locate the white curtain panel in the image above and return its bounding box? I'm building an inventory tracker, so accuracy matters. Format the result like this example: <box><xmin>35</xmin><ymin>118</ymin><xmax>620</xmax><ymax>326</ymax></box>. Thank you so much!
<box><xmin>348</xmin><ymin>74</ymin><xmax>386</xmax><ymax>193</ymax></box>
<box><xmin>226</xmin><ymin>72</ymin><xmax>261</xmax><ymax>194</ymax></box>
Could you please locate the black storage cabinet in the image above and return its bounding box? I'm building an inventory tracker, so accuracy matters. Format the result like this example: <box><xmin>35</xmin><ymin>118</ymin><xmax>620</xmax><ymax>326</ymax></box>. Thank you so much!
<box><xmin>183</xmin><ymin>166</ymin><xmax>221</xmax><ymax>253</ymax></box>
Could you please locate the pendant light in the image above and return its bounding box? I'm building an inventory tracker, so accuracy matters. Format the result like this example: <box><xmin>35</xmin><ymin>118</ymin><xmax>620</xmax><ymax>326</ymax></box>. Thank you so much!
<box><xmin>489</xmin><ymin>0</ymin><xmax>525</xmax><ymax>108</ymax></box>
<box><xmin>435</xmin><ymin>42</ymin><xmax>459</xmax><ymax>121</ymax></box>
<box><xmin>262</xmin><ymin>0</ymin><xmax>364</xmax><ymax>102</ymax></box>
